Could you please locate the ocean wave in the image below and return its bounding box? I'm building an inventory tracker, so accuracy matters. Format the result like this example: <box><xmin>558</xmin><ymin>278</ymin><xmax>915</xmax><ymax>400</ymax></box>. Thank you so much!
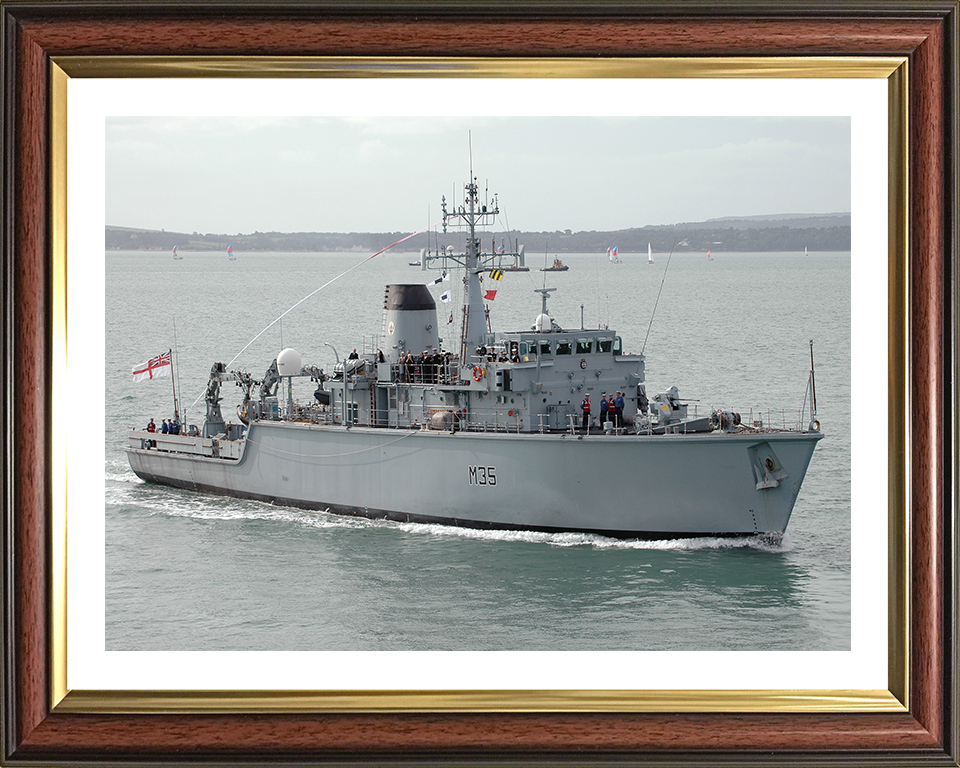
<box><xmin>105</xmin><ymin>462</ymin><xmax>139</xmax><ymax>484</ymax></box>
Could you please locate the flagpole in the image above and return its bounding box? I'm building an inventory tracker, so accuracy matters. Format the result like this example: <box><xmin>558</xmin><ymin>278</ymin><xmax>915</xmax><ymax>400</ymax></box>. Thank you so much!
<box><xmin>173</xmin><ymin>316</ymin><xmax>185</xmax><ymax>425</ymax></box>
<box><xmin>168</xmin><ymin>347</ymin><xmax>179</xmax><ymax>422</ymax></box>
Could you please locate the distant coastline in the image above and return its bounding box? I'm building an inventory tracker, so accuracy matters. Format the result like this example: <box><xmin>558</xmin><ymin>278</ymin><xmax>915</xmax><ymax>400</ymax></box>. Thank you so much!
<box><xmin>107</xmin><ymin>213</ymin><xmax>851</xmax><ymax>254</ymax></box>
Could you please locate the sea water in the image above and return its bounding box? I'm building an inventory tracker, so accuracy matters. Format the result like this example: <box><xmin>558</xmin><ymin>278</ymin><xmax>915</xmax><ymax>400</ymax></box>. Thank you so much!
<box><xmin>105</xmin><ymin>250</ymin><xmax>851</xmax><ymax>651</ymax></box>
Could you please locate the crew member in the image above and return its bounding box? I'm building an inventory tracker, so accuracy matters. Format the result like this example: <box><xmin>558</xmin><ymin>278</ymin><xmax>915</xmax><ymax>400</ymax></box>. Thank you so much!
<box><xmin>581</xmin><ymin>395</ymin><xmax>591</xmax><ymax>431</ymax></box>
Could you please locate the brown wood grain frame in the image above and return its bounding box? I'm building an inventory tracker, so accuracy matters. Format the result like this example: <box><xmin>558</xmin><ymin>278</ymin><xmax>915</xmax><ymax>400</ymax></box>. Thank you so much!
<box><xmin>2</xmin><ymin>1</ymin><xmax>957</xmax><ymax>765</ymax></box>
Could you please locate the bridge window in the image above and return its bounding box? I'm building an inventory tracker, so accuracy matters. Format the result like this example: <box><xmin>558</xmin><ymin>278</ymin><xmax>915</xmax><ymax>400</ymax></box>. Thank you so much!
<box><xmin>556</xmin><ymin>341</ymin><xmax>572</xmax><ymax>355</ymax></box>
<box><xmin>576</xmin><ymin>339</ymin><xmax>592</xmax><ymax>354</ymax></box>
<box><xmin>597</xmin><ymin>338</ymin><xmax>613</xmax><ymax>353</ymax></box>
<box><xmin>538</xmin><ymin>340</ymin><xmax>552</xmax><ymax>356</ymax></box>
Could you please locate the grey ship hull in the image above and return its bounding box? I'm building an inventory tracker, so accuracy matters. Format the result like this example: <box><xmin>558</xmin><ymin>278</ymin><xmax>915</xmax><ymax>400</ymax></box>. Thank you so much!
<box><xmin>127</xmin><ymin>422</ymin><xmax>822</xmax><ymax>538</ymax></box>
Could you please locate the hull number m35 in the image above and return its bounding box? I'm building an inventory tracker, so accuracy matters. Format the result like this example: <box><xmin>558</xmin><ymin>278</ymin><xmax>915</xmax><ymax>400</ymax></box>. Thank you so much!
<box><xmin>468</xmin><ymin>466</ymin><xmax>497</xmax><ymax>486</ymax></box>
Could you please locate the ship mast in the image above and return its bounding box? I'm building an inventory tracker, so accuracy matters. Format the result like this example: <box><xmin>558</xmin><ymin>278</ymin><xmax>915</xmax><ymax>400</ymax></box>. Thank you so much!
<box><xmin>441</xmin><ymin>172</ymin><xmax>499</xmax><ymax>362</ymax></box>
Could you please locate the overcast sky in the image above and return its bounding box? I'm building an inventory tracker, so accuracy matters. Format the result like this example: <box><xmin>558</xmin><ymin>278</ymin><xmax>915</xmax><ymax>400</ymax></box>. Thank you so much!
<box><xmin>106</xmin><ymin>116</ymin><xmax>850</xmax><ymax>234</ymax></box>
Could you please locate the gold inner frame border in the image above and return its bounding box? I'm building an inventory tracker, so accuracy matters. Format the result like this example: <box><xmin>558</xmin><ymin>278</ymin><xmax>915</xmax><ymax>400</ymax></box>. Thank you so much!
<box><xmin>49</xmin><ymin>55</ymin><xmax>909</xmax><ymax>715</ymax></box>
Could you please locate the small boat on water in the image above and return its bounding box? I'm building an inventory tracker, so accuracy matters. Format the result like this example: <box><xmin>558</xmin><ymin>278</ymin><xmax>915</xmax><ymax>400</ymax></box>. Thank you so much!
<box><xmin>541</xmin><ymin>257</ymin><xmax>568</xmax><ymax>272</ymax></box>
<box><xmin>172</xmin><ymin>245</ymin><xmax>183</xmax><ymax>261</ymax></box>
<box><xmin>647</xmin><ymin>243</ymin><xmax>654</xmax><ymax>264</ymax></box>
<box><xmin>707</xmin><ymin>250</ymin><xmax>714</xmax><ymax>261</ymax></box>
<box><xmin>608</xmin><ymin>245</ymin><xmax>622</xmax><ymax>264</ymax></box>
<box><xmin>126</xmin><ymin>168</ymin><xmax>822</xmax><ymax>540</ymax></box>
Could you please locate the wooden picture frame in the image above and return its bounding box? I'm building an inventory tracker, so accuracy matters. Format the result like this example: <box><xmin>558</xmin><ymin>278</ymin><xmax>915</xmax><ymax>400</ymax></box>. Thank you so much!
<box><xmin>2</xmin><ymin>2</ymin><xmax>957</xmax><ymax>764</ymax></box>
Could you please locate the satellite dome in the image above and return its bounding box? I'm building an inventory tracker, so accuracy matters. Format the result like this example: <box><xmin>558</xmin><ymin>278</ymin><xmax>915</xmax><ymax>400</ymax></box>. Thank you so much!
<box><xmin>276</xmin><ymin>347</ymin><xmax>302</xmax><ymax>377</ymax></box>
<box><xmin>534</xmin><ymin>313</ymin><xmax>553</xmax><ymax>333</ymax></box>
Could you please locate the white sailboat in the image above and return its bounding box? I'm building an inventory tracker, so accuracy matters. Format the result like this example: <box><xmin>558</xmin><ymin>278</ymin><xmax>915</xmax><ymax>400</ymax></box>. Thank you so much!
<box><xmin>647</xmin><ymin>243</ymin><xmax>654</xmax><ymax>264</ymax></box>
<box><xmin>707</xmin><ymin>250</ymin><xmax>713</xmax><ymax>261</ymax></box>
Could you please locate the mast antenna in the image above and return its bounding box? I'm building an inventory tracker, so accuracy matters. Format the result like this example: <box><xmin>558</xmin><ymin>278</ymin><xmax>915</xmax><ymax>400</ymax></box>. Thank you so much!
<box><xmin>641</xmin><ymin>235</ymin><xmax>679</xmax><ymax>355</ymax></box>
<box><xmin>542</xmin><ymin>240</ymin><xmax>548</xmax><ymax>290</ymax></box>
<box><xmin>809</xmin><ymin>339</ymin><xmax>817</xmax><ymax>413</ymax></box>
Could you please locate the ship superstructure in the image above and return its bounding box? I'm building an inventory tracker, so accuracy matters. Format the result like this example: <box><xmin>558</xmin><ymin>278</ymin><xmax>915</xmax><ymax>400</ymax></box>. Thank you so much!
<box><xmin>126</xmin><ymin>174</ymin><xmax>823</xmax><ymax>539</ymax></box>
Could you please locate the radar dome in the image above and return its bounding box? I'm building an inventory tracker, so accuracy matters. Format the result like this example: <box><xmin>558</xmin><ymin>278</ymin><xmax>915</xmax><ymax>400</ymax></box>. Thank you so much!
<box><xmin>276</xmin><ymin>347</ymin><xmax>302</xmax><ymax>377</ymax></box>
<box><xmin>534</xmin><ymin>313</ymin><xmax>553</xmax><ymax>333</ymax></box>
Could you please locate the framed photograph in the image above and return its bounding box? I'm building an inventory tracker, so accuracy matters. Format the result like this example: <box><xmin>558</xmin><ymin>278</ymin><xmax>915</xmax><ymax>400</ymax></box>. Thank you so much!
<box><xmin>2</xmin><ymin>2</ymin><xmax>957</xmax><ymax>765</ymax></box>
<box><xmin>81</xmin><ymin>83</ymin><xmax>877</xmax><ymax>692</ymax></box>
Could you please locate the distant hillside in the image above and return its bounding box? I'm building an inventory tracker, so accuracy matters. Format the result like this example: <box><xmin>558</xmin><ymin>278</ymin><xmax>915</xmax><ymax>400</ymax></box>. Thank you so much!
<box><xmin>106</xmin><ymin>213</ymin><xmax>850</xmax><ymax>254</ymax></box>
<box><xmin>681</xmin><ymin>213</ymin><xmax>851</xmax><ymax>230</ymax></box>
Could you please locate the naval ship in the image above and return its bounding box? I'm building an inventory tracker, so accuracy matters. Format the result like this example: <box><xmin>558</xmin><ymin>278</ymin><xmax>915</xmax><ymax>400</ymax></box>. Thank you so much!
<box><xmin>127</xmin><ymin>176</ymin><xmax>823</xmax><ymax>540</ymax></box>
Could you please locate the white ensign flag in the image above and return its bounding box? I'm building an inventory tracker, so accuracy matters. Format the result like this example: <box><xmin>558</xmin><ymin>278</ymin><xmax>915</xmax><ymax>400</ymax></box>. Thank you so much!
<box><xmin>132</xmin><ymin>351</ymin><xmax>172</xmax><ymax>382</ymax></box>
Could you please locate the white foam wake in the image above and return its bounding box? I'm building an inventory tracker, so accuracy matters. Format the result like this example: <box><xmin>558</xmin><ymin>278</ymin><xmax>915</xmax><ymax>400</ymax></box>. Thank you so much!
<box><xmin>108</xmin><ymin>482</ymin><xmax>793</xmax><ymax>552</ymax></box>
<box><xmin>392</xmin><ymin>520</ymin><xmax>793</xmax><ymax>552</ymax></box>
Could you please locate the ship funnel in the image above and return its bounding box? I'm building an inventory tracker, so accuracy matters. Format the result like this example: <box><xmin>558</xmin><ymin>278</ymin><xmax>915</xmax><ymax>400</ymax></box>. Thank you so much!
<box><xmin>382</xmin><ymin>284</ymin><xmax>439</xmax><ymax>363</ymax></box>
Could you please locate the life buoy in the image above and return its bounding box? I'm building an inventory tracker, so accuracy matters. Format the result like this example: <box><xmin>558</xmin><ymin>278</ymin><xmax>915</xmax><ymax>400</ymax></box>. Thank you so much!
<box><xmin>472</xmin><ymin>366</ymin><xmax>483</xmax><ymax>382</ymax></box>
